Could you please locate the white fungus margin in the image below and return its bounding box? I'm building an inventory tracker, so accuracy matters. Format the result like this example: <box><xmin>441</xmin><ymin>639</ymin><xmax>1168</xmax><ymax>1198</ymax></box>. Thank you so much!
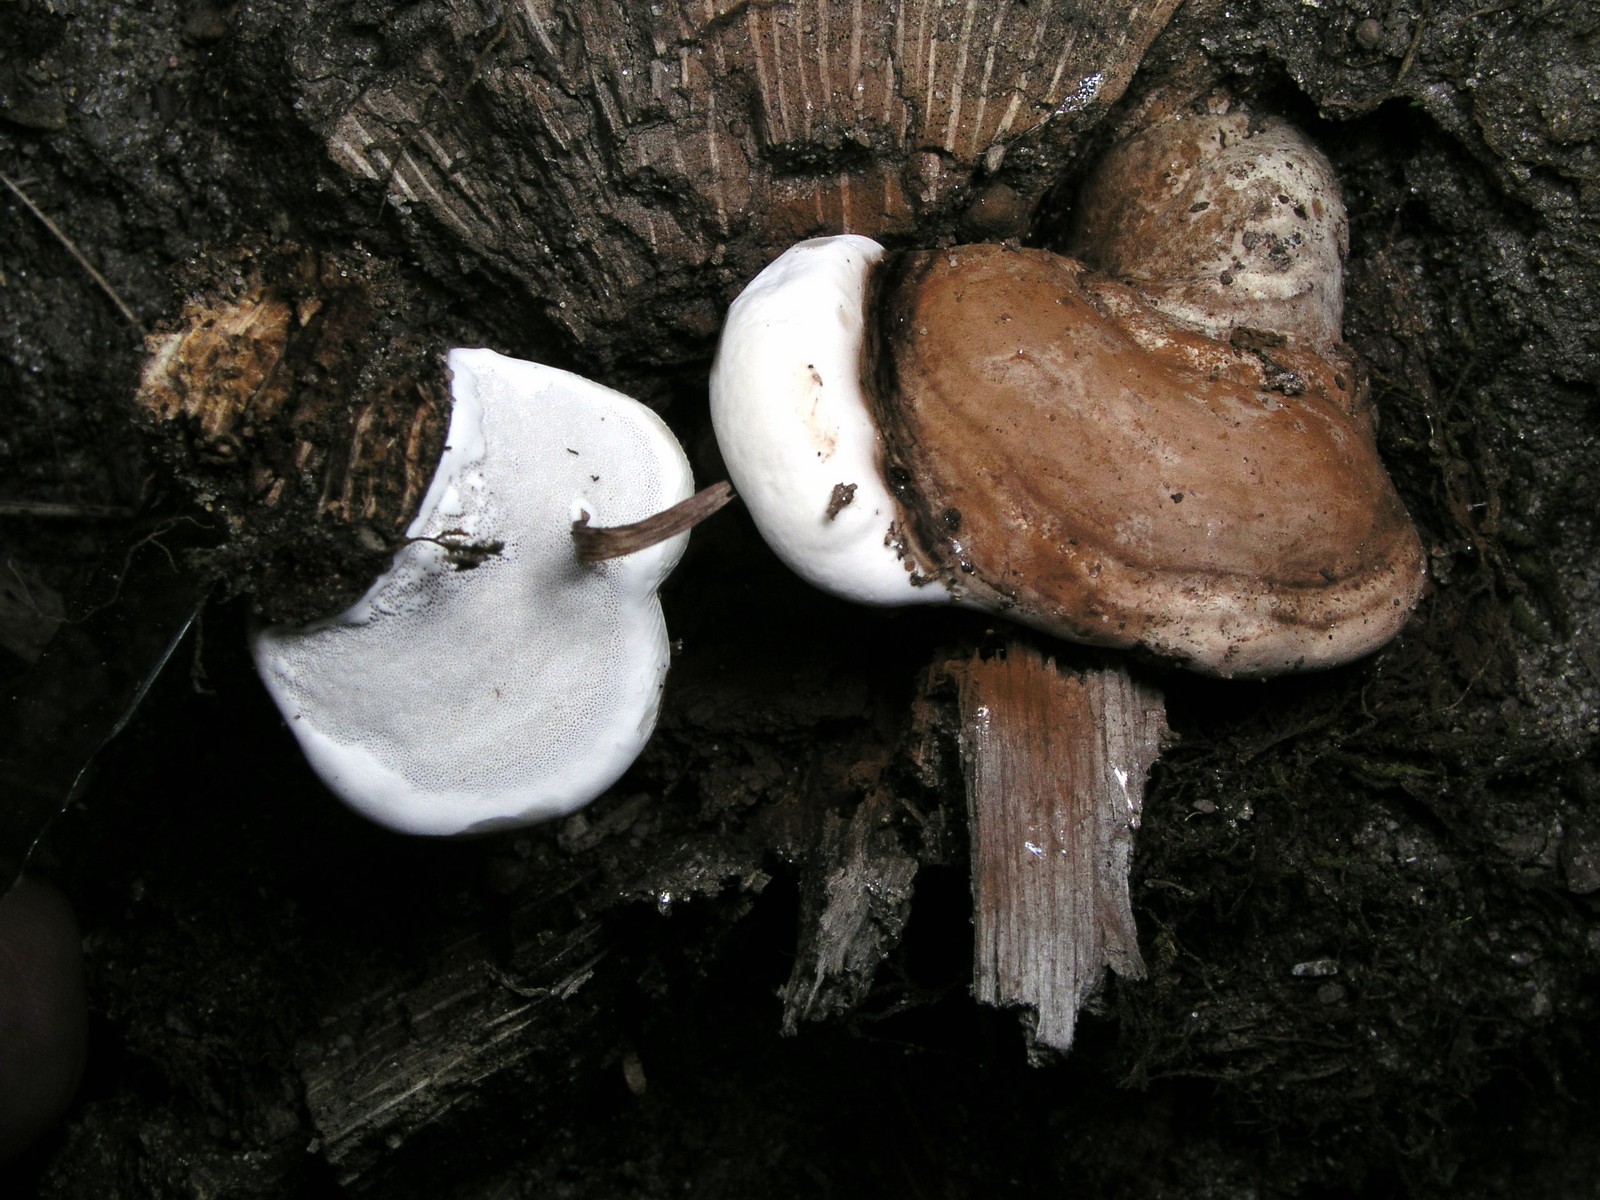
<box><xmin>709</xmin><ymin>235</ymin><xmax>949</xmax><ymax>608</ymax></box>
<box><xmin>251</xmin><ymin>348</ymin><xmax>695</xmax><ymax>836</ymax></box>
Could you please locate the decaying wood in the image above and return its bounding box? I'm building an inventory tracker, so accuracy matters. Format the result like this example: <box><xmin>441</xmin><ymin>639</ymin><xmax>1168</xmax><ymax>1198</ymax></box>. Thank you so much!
<box><xmin>779</xmin><ymin>784</ymin><xmax>919</xmax><ymax>1031</ymax></box>
<box><xmin>2</xmin><ymin>0</ymin><xmax>1594</xmax><ymax>1186</ymax></box>
<box><xmin>281</xmin><ymin>712</ymin><xmax>921</xmax><ymax>1189</ymax></box>
<box><xmin>295</xmin><ymin>919</ymin><xmax>612</xmax><ymax>1188</ymax></box>
<box><xmin>131</xmin><ymin>245</ymin><xmax>451</xmax><ymax>622</ymax></box>
<box><xmin>953</xmin><ymin>647</ymin><xmax>1166</xmax><ymax>1051</ymax></box>
<box><xmin>287</xmin><ymin>0</ymin><xmax>1185</xmax><ymax>361</ymax></box>
<box><xmin>132</xmin><ymin>0</ymin><xmax>1194</xmax><ymax>620</ymax></box>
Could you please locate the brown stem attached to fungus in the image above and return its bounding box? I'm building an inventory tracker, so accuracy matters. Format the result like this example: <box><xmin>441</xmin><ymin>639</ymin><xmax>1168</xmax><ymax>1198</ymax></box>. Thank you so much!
<box><xmin>571</xmin><ymin>481</ymin><xmax>735</xmax><ymax>564</ymax></box>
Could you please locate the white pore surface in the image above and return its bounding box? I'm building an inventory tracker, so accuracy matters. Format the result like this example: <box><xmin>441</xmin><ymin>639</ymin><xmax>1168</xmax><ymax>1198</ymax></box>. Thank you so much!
<box><xmin>710</xmin><ymin>235</ymin><xmax>949</xmax><ymax>607</ymax></box>
<box><xmin>251</xmin><ymin>348</ymin><xmax>695</xmax><ymax>836</ymax></box>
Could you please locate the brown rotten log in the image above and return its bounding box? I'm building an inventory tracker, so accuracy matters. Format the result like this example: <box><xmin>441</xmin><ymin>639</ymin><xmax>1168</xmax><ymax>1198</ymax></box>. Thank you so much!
<box><xmin>131</xmin><ymin>245</ymin><xmax>452</xmax><ymax>623</ymax></box>
<box><xmin>292</xmin><ymin>0</ymin><xmax>1185</xmax><ymax>358</ymax></box>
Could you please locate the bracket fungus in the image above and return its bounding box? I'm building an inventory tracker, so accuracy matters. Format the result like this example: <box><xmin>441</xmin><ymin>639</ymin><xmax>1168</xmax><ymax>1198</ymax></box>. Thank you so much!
<box><xmin>710</xmin><ymin>117</ymin><xmax>1425</xmax><ymax>679</ymax></box>
<box><xmin>711</xmin><ymin>104</ymin><xmax>1426</xmax><ymax>1049</ymax></box>
<box><xmin>251</xmin><ymin>349</ymin><xmax>696</xmax><ymax>836</ymax></box>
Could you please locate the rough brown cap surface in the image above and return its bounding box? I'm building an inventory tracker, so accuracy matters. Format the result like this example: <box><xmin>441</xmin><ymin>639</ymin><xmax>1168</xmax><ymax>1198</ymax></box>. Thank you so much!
<box><xmin>868</xmin><ymin>244</ymin><xmax>1425</xmax><ymax>677</ymax></box>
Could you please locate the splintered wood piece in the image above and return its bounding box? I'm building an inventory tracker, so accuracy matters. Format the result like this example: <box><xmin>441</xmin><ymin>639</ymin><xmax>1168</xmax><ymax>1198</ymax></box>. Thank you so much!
<box><xmin>955</xmin><ymin>647</ymin><xmax>1167</xmax><ymax>1051</ymax></box>
<box><xmin>779</xmin><ymin>786</ymin><xmax>918</xmax><ymax>1033</ymax></box>
<box><xmin>295</xmin><ymin>920</ymin><xmax>612</xmax><ymax>1187</ymax></box>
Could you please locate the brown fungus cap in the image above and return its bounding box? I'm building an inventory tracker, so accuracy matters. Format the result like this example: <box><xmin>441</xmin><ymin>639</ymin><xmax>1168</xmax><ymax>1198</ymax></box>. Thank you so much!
<box><xmin>711</xmin><ymin>109</ymin><xmax>1424</xmax><ymax>677</ymax></box>
<box><xmin>1069</xmin><ymin>107</ymin><xmax>1349</xmax><ymax>350</ymax></box>
<box><xmin>867</xmin><ymin>243</ymin><xmax>1426</xmax><ymax>677</ymax></box>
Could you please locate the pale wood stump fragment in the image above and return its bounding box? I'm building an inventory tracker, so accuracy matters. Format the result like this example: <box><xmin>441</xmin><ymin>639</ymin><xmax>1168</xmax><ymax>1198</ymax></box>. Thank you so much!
<box><xmin>954</xmin><ymin>647</ymin><xmax>1167</xmax><ymax>1051</ymax></box>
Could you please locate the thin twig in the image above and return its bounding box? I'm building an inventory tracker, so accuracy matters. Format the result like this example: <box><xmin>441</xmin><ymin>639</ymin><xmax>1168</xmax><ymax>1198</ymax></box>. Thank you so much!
<box><xmin>572</xmin><ymin>481</ymin><xmax>736</xmax><ymax>564</ymax></box>
<box><xmin>0</xmin><ymin>170</ymin><xmax>146</xmax><ymax>334</ymax></box>
<box><xmin>1395</xmin><ymin>0</ymin><xmax>1430</xmax><ymax>84</ymax></box>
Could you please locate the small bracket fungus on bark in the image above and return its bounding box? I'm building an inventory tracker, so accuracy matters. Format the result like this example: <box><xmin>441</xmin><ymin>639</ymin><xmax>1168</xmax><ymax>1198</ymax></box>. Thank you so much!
<box><xmin>251</xmin><ymin>349</ymin><xmax>695</xmax><ymax>836</ymax></box>
<box><xmin>711</xmin><ymin>103</ymin><xmax>1426</xmax><ymax>1050</ymax></box>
